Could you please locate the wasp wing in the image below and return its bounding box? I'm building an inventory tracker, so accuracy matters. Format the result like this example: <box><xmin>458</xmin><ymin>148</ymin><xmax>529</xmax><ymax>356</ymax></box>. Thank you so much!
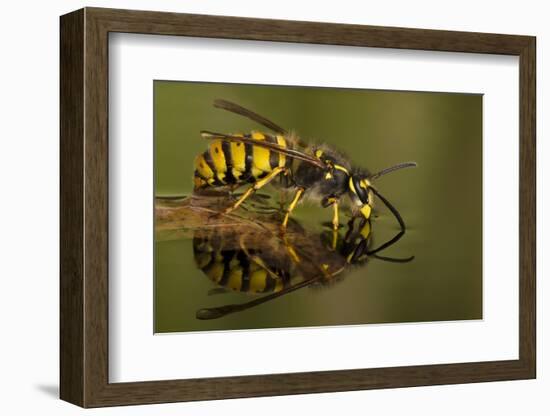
<box><xmin>201</xmin><ymin>130</ymin><xmax>326</xmax><ymax>169</ymax></box>
<box><xmin>213</xmin><ymin>99</ymin><xmax>287</xmax><ymax>135</ymax></box>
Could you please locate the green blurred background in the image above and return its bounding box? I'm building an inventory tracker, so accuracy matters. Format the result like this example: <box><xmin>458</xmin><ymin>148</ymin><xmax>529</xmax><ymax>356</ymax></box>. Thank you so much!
<box><xmin>154</xmin><ymin>80</ymin><xmax>482</xmax><ymax>333</ymax></box>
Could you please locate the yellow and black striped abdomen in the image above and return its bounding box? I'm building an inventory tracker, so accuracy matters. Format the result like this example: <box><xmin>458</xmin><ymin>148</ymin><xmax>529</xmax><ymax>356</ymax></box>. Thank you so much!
<box><xmin>193</xmin><ymin>132</ymin><xmax>289</xmax><ymax>189</ymax></box>
<box><xmin>193</xmin><ymin>237</ymin><xmax>291</xmax><ymax>294</ymax></box>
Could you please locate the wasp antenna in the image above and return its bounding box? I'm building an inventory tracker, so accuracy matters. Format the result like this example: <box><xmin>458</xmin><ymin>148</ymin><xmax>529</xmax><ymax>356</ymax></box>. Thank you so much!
<box><xmin>196</xmin><ymin>276</ymin><xmax>320</xmax><ymax>320</ymax></box>
<box><xmin>370</xmin><ymin>161</ymin><xmax>417</xmax><ymax>180</ymax></box>
<box><xmin>200</xmin><ymin>130</ymin><xmax>223</xmax><ymax>138</ymax></box>
<box><xmin>369</xmin><ymin>187</ymin><xmax>405</xmax><ymax>231</ymax></box>
<box><xmin>371</xmin><ymin>253</ymin><xmax>415</xmax><ymax>263</ymax></box>
<box><xmin>363</xmin><ymin>187</ymin><xmax>410</xmax><ymax>256</ymax></box>
<box><xmin>365</xmin><ymin>229</ymin><xmax>405</xmax><ymax>256</ymax></box>
<box><xmin>213</xmin><ymin>99</ymin><xmax>288</xmax><ymax>135</ymax></box>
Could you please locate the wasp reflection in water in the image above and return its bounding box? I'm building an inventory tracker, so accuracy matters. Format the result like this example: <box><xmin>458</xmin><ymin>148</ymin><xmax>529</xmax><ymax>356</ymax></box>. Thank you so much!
<box><xmin>192</xmin><ymin>215</ymin><xmax>413</xmax><ymax>320</ymax></box>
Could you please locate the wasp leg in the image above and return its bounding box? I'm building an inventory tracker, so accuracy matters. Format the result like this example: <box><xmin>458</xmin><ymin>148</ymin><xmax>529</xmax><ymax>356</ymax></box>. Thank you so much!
<box><xmin>238</xmin><ymin>235</ymin><xmax>283</xmax><ymax>281</ymax></box>
<box><xmin>332</xmin><ymin>201</ymin><xmax>340</xmax><ymax>230</ymax></box>
<box><xmin>281</xmin><ymin>234</ymin><xmax>301</xmax><ymax>264</ymax></box>
<box><xmin>282</xmin><ymin>187</ymin><xmax>304</xmax><ymax>229</ymax></box>
<box><xmin>223</xmin><ymin>167</ymin><xmax>286</xmax><ymax>215</ymax></box>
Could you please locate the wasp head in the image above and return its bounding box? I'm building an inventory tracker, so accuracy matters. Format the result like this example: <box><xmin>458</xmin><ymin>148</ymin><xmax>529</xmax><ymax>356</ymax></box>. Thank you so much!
<box><xmin>348</xmin><ymin>174</ymin><xmax>374</xmax><ymax>220</ymax></box>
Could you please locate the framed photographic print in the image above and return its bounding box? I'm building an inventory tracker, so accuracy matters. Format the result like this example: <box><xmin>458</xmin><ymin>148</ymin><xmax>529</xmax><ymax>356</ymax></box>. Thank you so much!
<box><xmin>60</xmin><ymin>7</ymin><xmax>536</xmax><ymax>408</ymax></box>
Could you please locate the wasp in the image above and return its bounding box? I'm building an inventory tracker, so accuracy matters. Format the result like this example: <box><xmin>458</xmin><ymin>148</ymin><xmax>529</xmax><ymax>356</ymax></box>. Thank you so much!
<box><xmin>192</xmin><ymin>214</ymin><xmax>413</xmax><ymax>320</ymax></box>
<box><xmin>193</xmin><ymin>99</ymin><xmax>416</xmax><ymax>231</ymax></box>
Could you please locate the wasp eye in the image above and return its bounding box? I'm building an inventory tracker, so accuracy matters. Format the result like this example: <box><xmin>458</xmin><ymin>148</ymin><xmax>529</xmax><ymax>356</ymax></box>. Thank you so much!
<box><xmin>352</xmin><ymin>176</ymin><xmax>369</xmax><ymax>203</ymax></box>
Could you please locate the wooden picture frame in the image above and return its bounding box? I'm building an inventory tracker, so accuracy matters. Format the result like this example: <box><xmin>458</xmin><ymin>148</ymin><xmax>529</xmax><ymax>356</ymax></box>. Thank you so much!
<box><xmin>60</xmin><ymin>7</ymin><xmax>536</xmax><ymax>408</ymax></box>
